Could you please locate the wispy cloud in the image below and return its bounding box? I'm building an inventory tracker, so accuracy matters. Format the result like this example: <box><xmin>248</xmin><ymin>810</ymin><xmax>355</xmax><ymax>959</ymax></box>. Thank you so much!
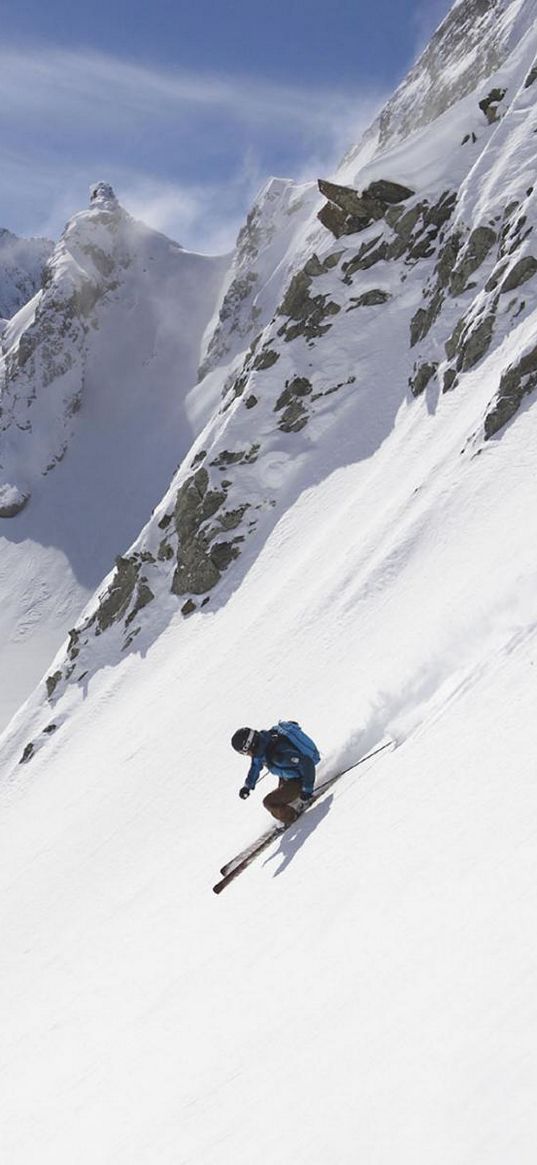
<box><xmin>0</xmin><ymin>46</ymin><xmax>384</xmax><ymax>252</ymax></box>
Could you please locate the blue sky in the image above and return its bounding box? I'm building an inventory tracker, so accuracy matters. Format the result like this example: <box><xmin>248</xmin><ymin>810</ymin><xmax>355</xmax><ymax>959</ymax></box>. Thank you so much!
<box><xmin>0</xmin><ymin>0</ymin><xmax>451</xmax><ymax>252</ymax></box>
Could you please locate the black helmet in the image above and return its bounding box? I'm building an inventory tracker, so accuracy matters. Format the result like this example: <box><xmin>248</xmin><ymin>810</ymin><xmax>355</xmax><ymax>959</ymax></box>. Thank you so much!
<box><xmin>231</xmin><ymin>727</ymin><xmax>261</xmax><ymax>755</ymax></box>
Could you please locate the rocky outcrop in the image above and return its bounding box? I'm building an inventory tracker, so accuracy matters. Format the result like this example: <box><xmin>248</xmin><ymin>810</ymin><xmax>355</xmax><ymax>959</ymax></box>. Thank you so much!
<box><xmin>499</xmin><ymin>256</ymin><xmax>537</xmax><ymax>294</ymax></box>
<box><xmin>274</xmin><ymin>377</ymin><xmax>313</xmax><ymax>433</ymax></box>
<box><xmin>409</xmin><ymin>362</ymin><xmax>438</xmax><ymax>398</ymax></box>
<box><xmin>277</xmin><ymin>269</ymin><xmax>341</xmax><ymax>342</ymax></box>
<box><xmin>348</xmin><ymin>290</ymin><xmax>391</xmax><ymax>309</ymax></box>
<box><xmin>484</xmin><ymin>344</ymin><xmax>537</xmax><ymax>439</ymax></box>
<box><xmin>171</xmin><ymin>468</ymin><xmax>247</xmax><ymax>596</ymax></box>
<box><xmin>478</xmin><ymin>88</ymin><xmax>507</xmax><ymax>123</ymax></box>
<box><xmin>449</xmin><ymin>227</ymin><xmax>497</xmax><ymax>295</ymax></box>
<box><xmin>318</xmin><ymin>178</ymin><xmax>414</xmax><ymax>238</ymax></box>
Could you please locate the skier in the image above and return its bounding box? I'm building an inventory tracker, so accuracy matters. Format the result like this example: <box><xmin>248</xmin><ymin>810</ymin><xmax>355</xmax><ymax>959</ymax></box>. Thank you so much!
<box><xmin>231</xmin><ymin>721</ymin><xmax>320</xmax><ymax>825</ymax></box>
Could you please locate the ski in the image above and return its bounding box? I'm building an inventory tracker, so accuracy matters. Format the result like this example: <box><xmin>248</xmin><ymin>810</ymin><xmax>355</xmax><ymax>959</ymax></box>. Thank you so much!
<box><xmin>213</xmin><ymin>738</ymin><xmax>394</xmax><ymax>895</ymax></box>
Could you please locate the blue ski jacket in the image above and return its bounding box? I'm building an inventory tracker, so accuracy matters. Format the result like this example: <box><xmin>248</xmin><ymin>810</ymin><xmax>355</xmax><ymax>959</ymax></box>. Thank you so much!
<box><xmin>244</xmin><ymin>728</ymin><xmax>316</xmax><ymax>796</ymax></box>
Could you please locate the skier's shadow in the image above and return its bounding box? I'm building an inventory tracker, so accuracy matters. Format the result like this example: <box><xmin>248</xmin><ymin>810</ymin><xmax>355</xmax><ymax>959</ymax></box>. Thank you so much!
<box><xmin>263</xmin><ymin>795</ymin><xmax>334</xmax><ymax>878</ymax></box>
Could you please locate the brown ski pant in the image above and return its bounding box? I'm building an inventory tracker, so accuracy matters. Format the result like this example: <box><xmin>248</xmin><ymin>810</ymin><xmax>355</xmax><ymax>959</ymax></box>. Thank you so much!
<box><xmin>263</xmin><ymin>777</ymin><xmax>303</xmax><ymax>825</ymax></box>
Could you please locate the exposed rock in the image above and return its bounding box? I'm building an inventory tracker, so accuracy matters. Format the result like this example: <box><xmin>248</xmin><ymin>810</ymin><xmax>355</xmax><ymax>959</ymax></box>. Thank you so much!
<box><xmin>435</xmin><ymin>232</ymin><xmax>464</xmax><ymax>287</ymax></box>
<box><xmin>443</xmin><ymin>368</ymin><xmax>458</xmax><ymax>392</ymax></box>
<box><xmin>499</xmin><ymin>256</ymin><xmax>537</xmax><ymax>294</ymax></box>
<box><xmin>95</xmin><ymin>556</ymin><xmax>140</xmax><ymax>633</ymax></box>
<box><xmin>46</xmin><ymin>671</ymin><xmax>62</xmax><ymax>699</ymax></box>
<box><xmin>342</xmin><ymin>238</ymin><xmax>390</xmax><ymax>281</ymax></box>
<box><xmin>275</xmin><ymin>377</ymin><xmax>312</xmax><ymax>411</ymax></box>
<box><xmin>275</xmin><ymin>377</ymin><xmax>312</xmax><ymax>432</ymax></box>
<box><xmin>485</xmin><ymin>343</ymin><xmax>537</xmax><ymax>438</ymax></box>
<box><xmin>525</xmin><ymin>63</ymin><xmax>537</xmax><ymax>88</ymax></box>
<box><xmin>89</xmin><ymin>182</ymin><xmax>119</xmax><ymax>209</ymax></box>
<box><xmin>478</xmin><ymin>87</ymin><xmax>507</xmax><ymax>123</ymax></box>
<box><xmin>303</xmin><ymin>252</ymin><xmax>343</xmax><ymax>277</ymax></box>
<box><xmin>445</xmin><ymin>317</ymin><xmax>466</xmax><ymax>362</ymax></box>
<box><xmin>317</xmin><ymin>178</ymin><xmax>413</xmax><ymax>238</ymax></box>
<box><xmin>19</xmin><ymin>742</ymin><xmax>35</xmax><ymax>765</ymax></box>
<box><xmin>278</xmin><ymin>270</ymin><xmax>341</xmax><ymax>342</ymax></box>
<box><xmin>485</xmin><ymin>260</ymin><xmax>509</xmax><ymax>291</ymax></box>
<box><xmin>449</xmin><ymin>226</ymin><xmax>497</xmax><ymax>295</ymax></box>
<box><xmin>252</xmin><ymin>346</ymin><xmax>280</xmax><ymax>371</ymax></box>
<box><xmin>210</xmin><ymin>445</ymin><xmax>259</xmax><ymax>469</ymax></box>
<box><xmin>125</xmin><ymin>581</ymin><xmax>154</xmax><ymax>627</ymax></box>
<box><xmin>410</xmin><ymin>290</ymin><xmax>444</xmax><ymax>347</ymax></box>
<box><xmin>348</xmin><ymin>290</ymin><xmax>392</xmax><ymax>309</ymax></box>
<box><xmin>366</xmin><ymin>180</ymin><xmax>415</xmax><ymax>205</ymax></box>
<box><xmin>278</xmin><ymin>401</ymin><xmax>309</xmax><ymax>433</ymax></box>
<box><xmin>171</xmin><ymin>545</ymin><xmax>221</xmax><ymax>597</ymax></box>
<box><xmin>157</xmin><ymin>540</ymin><xmax>174</xmax><ymax>561</ymax></box>
<box><xmin>409</xmin><ymin>362</ymin><xmax>438</xmax><ymax>397</ymax></box>
<box><xmin>170</xmin><ymin>467</ymin><xmax>244</xmax><ymax>597</ymax></box>
<box><xmin>459</xmin><ymin>314</ymin><xmax>496</xmax><ymax>371</ymax></box>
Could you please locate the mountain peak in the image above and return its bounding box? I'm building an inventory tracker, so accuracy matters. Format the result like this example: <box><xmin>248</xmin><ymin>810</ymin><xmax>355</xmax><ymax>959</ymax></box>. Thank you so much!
<box><xmin>89</xmin><ymin>181</ymin><xmax>119</xmax><ymax>211</ymax></box>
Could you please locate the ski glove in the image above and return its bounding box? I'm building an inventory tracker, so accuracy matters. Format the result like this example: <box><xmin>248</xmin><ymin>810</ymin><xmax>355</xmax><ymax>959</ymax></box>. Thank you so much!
<box><xmin>239</xmin><ymin>786</ymin><xmax>251</xmax><ymax>800</ymax></box>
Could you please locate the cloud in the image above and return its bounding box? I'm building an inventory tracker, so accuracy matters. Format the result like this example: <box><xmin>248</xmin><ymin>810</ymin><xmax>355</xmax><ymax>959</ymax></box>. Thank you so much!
<box><xmin>0</xmin><ymin>45</ymin><xmax>383</xmax><ymax>252</ymax></box>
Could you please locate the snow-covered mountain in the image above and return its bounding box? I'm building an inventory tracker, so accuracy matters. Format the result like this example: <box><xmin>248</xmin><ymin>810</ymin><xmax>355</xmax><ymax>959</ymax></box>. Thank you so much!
<box><xmin>0</xmin><ymin>181</ymin><xmax>228</xmax><ymax>728</ymax></box>
<box><xmin>0</xmin><ymin>226</ymin><xmax>53</xmax><ymax>322</ymax></box>
<box><xmin>1</xmin><ymin>2</ymin><xmax>537</xmax><ymax>1162</ymax></box>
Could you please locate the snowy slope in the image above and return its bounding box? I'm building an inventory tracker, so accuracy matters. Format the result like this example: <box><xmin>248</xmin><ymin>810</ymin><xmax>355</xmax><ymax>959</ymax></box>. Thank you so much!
<box><xmin>1</xmin><ymin>1</ymin><xmax>537</xmax><ymax>1162</ymax></box>
<box><xmin>0</xmin><ymin>227</ymin><xmax>53</xmax><ymax>321</ymax></box>
<box><xmin>0</xmin><ymin>183</ymin><xmax>228</xmax><ymax>729</ymax></box>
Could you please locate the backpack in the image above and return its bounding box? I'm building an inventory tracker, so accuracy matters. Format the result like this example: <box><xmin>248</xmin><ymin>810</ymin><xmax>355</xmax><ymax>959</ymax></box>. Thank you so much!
<box><xmin>271</xmin><ymin>720</ymin><xmax>321</xmax><ymax>764</ymax></box>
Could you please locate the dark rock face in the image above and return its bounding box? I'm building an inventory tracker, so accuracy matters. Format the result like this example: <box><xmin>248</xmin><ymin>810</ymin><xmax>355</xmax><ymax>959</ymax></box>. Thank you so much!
<box><xmin>342</xmin><ymin>191</ymin><xmax>457</xmax><ymax>292</ymax></box>
<box><xmin>317</xmin><ymin>178</ymin><xmax>414</xmax><ymax>239</ymax></box>
<box><xmin>499</xmin><ymin>256</ymin><xmax>537</xmax><ymax>294</ymax></box>
<box><xmin>170</xmin><ymin>467</ymin><xmax>244</xmax><ymax>596</ymax></box>
<box><xmin>409</xmin><ymin>362</ymin><xmax>438</xmax><ymax>397</ymax></box>
<box><xmin>449</xmin><ymin>227</ymin><xmax>497</xmax><ymax>295</ymax></box>
<box><xmin>277</xmin><ymin>270</ymin><xmax>340</xmax><ymax>342</ymax></box>
<box><xmin>348</xmin><ymin>290</ymin><xmax>392</xmax><ymax>309</ymax></box>
<box><xmin>525</xmin><ymin>63</ymin><xmax>537</xmax><ymax>88</ymax></box>
<box><xmin>252</xmin><ymin>346</ymin><xmax>280</xmax><ymax>371</ymax></box>
<box><xmin>459</xmin><ymin>314</ymin><xmax>495</xmax><ymax>371</ymax></box>
<box><xmin>275</xmin><ymin>377</ymin><xmax>313</xmax><ymax>432</ymax></box>
<box><xmin>485</xmin><ymin>344</ymin><xmax>537</xmax><ymax>439</ymax></box>
<box><xmin>444</xmin><ymin>312</ymin><xmax>496</xmax><ymax>372</ymax></box>
<box><xmin>95</xmin><ymin>557</ymin><xmax>141</xmax><ymax>632</ymax></box>
<box><xmin>410</xmin><ymin>291</ymin><xmax>444</xmax><ymax>347</ymax></box>
<box><xmin>478</xmin><ymin>88</ymin><xmax>507</xmax><ymax>123</ymax></box>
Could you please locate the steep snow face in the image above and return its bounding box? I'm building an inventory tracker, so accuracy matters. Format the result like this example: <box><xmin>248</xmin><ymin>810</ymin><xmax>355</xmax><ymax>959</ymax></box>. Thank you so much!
<box><xmin>27</xmin><ymin>0</ymin><xmax>537</xmax><ymax>723</ymax></box>
<box><xmin>0</xmin><ymin>227</ymin><xmax>53</xmax><ymax>320</ymax></box>
<box><xmin>339</xmin><ymin>0</ymin><xmax>523</xmax><ymax>179</ymax></box>
<box><xmin>0</xmin><ymin>186</ymin><xmax>228</xmax><ymax>729</ymax></box>
<box><xmin>199</xmin><ymin>176</ymin><xmax>321</xmax><ymax>378</ymax></box>
<box><xmin>1</xmin><ymin>3</ymin><xmax>537</xmax><ymax>1162</ymax></box>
